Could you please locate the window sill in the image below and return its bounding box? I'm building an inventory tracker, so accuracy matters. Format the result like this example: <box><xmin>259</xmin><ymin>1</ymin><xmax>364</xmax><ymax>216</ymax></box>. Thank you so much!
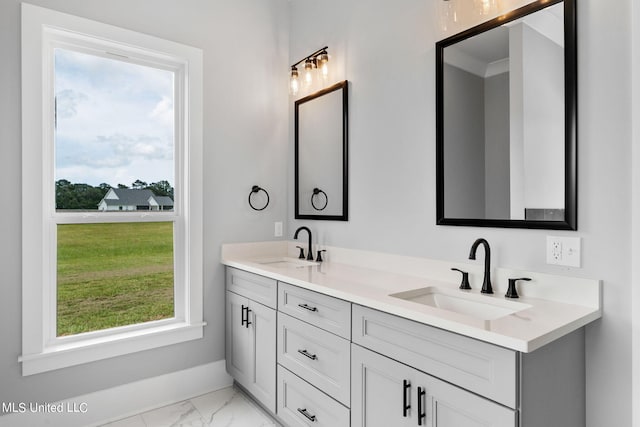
<box><xmin>19</xmin><ymin>321</ymin><xmax>206</xmax><ymax>376</ymax></box>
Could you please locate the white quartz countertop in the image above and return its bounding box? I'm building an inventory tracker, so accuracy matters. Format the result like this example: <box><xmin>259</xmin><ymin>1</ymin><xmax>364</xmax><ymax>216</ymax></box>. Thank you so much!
<box><xmin>222</xmin><ymin>242</ymin><xmax>602</xmax><ymax>353</ymax></box>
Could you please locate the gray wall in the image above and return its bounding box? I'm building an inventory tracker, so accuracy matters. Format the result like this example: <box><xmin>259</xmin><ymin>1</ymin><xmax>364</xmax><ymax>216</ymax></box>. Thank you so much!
<box><xmin>0</xmin><ymin>0</ymin><xmax>289</xmax><ymax>405</ymax></box>
<box><xmin>287</xmin><ymin>1</ymin><xmax>632</xmax><ymax>426</ymax></box>
<box><xmin>443</xmin><ymin>63</ymin><xmax>486</xmax><ymax>219</ymax></box>
<box><xmin>484</xmin><ymin>72</ymin><xmax>511</xmax><ymax>219</ymax></box>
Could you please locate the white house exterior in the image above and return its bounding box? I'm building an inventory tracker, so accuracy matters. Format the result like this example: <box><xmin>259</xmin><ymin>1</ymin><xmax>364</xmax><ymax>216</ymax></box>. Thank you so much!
<box><xmin>98</xmin><ymin>188</ymin><xmax>174</xmax><ymax>211</ymax></box>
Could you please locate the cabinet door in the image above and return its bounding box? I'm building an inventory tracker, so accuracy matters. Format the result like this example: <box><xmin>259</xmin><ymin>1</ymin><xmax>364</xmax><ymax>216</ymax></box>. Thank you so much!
<box><xmin>427</xmin><ymin>376</ymin><xmax>517</xmax><ymax>427</ymax></box>
<box><xmin>226</xmin><ymin>291</ymin><xmax>253</xmax><ymax>384</ymax></box>
<box><xmin>351</xmin><ymin>344</ymin><xmax>417</xmax><ymax>427</ymax></box>
<box><xmin>225</xmin><ymin>291</ymin><xmax>277</xmax><ymax>413</ymax></box>
<box><xmin>249</xmin><ymin>299</ymin><xmax>276</xmax><ymax>412</ymax></box>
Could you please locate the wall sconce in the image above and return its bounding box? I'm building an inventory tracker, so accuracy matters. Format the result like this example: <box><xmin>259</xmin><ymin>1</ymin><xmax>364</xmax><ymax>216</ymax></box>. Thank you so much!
<box><xmin>290</xmin><ymin>46</ymin><xmax>329</xmax><ymax>96</ymax></box>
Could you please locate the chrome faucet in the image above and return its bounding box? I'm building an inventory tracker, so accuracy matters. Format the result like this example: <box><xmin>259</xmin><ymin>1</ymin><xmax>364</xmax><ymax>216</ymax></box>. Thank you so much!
<box><xmin>293</xmin><ymin>226</ymin><xmax>314</xmax><ymax>261</ymax></box>
<box><xmin>468</xmin><ymin>238</ymin><xmax>493</xmax><ymax>294</ymax></box>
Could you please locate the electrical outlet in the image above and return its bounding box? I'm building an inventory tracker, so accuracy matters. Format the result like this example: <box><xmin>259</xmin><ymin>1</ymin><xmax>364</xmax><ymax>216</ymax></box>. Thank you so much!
<box><xmin>546</xmin><ymin>236</ymin><xmax>581</xmax><ymax>267</ymax></box>
<box><xmin>274</xmin><ymin>221</ymin><xmax>283</xmax><ymax>237</ymax></box>
<box><xmin>551</xmin><ymin>240</ymin><xmax>562</xmax><ymax>261</ymax></box>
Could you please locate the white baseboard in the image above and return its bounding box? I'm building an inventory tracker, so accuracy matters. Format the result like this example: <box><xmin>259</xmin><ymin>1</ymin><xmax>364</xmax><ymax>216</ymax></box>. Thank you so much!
<box><xmin>0</xmin><ymin>360</ymin><xmax>233</xmax><ymax>427</ymax></box>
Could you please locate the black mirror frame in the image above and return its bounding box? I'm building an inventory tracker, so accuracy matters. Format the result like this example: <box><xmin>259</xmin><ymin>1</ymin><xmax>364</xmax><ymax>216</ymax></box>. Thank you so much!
<box><xmin>295</xmin><ymin>80</ymin><xmax>349</xmax><ymax>221</ymax></box>
<box><xmin>435</xmin><ymin>0</ymin><xmax>577</xmax><ymax>230</ymax></box>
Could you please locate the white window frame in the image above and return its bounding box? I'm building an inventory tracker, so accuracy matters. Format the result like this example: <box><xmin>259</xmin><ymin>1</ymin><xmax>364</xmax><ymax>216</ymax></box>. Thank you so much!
<box><xmin>21</xmin><ymin>3</ymin><xmax>204</xmax><ymax>376</ymax></box>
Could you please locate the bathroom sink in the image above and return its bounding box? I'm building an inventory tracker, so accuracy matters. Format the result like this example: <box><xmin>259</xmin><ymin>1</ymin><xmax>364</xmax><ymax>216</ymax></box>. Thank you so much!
<box><xmin>389</xmin><ymin>286</ymin><xmax>531</xmax><ymax>321</ymax></box>
<box><xmin>255</xmin><ymin>257</ymin><xmax>318</xmax><ymax>269</ymax></box>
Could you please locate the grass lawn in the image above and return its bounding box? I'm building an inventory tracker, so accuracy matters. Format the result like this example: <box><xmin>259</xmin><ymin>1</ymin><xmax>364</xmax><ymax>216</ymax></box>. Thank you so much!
<box><xmin>57</xmin><ymin>222</ymin><xmax>174</xmax><ymax>336</ymax></box>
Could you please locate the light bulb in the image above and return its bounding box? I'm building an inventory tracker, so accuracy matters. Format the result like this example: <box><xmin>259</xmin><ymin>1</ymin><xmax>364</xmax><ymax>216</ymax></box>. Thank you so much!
<box><xmin>474</xmin><ymin>0</ymin><xmax>497</xmax><ymax>16</ymax></box>
<box><xmin>304</xmin><ymin>58</ymin><xmax>314</xmax><ymax>87</ymax></box>
<box><xmin>317</xmin><ymin>50</ymin><xmax>329</xmax><ymax>80</ymax></box>
<box><xmin>289</xmin><ymin>66</ymin><xmax>299</xmax><ymax>95</ymax></box>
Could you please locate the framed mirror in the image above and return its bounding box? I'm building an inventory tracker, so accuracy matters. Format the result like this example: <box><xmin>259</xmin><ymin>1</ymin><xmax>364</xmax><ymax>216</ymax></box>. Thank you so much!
<box><xmin>295</xmin><ymin>80</ymin><xmax>349</xmax><ymax>221</ymax></box>
<box><xmin>436</xmin><ymin>0</ymin><xmax>576</xmax><ymax>230</ymax></box>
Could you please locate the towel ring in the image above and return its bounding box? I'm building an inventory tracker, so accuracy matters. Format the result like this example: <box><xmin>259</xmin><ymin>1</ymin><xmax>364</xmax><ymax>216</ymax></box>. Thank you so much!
<box><xmin>249</xmin><ymin>185</ymin><xmax>270</xmax><ymax>211</ymax></box>
<box><xmin>311</xmin><ymin>188</ymin><xmax>328</xmax><ymax>211</ymax></box>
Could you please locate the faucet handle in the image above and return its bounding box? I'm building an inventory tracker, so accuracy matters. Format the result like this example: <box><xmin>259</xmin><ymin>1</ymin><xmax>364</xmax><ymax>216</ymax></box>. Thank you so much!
<box><xmin>316</xmin><ymin>249</ymin><xmax>327</xmax><ymax>262</ymax></box>
<box><xmin>296</xmin><ymin>245</ymin><xmax>305</xmax><ymax>259</ymax></box>
<box><xmin>505</xmin><ymin>277</ymin><xmax>531</xmax><ymax>299</ymax></box>
<box><xmin>451</xmin><ymin>268</ymin><xmax>471</xmax><ymax>290</ymax></box>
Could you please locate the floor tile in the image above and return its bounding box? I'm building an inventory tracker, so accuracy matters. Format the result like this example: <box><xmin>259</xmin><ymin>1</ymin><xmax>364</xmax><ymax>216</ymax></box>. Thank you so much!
<box><xmin>191</xmin><ymin>388</ymin><xmax>276</xmax><ymax>427</ymax></box>
<box><xmin>100</xmin><ymin>386</ymin><xmax>277</xmax><ymax>427</ymax></box>
<box><xmin>140</xmin><ymin>400</ymin><xmax>202</xmax><ymax>427</ymax></box>
<box><xmin>100</xmin><ymin>414</ymin><xmax>147</xmax><ymax>427</ymax></box>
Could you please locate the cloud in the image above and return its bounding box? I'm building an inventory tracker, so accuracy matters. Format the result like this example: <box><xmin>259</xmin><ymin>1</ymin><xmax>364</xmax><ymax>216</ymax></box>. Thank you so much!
<box><xmin>96</xmin><ymin>133</ymin><xmax>172</xmax><ymax>161</ymax></box>
<box><xmin>149</xmin><ymin>96</ymin><xmax>174</xmax><ymax>127</ymax></box>
<box><xmin>56</xmin><ymin>89</ymin><xmax>88</xmax><ymax>119</ymax></box>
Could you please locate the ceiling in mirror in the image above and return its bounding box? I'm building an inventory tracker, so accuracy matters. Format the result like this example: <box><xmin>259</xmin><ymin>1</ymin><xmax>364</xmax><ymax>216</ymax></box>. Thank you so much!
<box><xmin>436</xmin><ymin>0</ymin><xmax>576</xmax><ymax>230</ymax></box>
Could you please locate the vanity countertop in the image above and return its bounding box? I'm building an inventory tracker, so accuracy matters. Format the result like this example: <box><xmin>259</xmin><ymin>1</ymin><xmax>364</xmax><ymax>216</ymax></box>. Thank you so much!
<box><xmin>222</xmin><ymin>242</ymin><xmax>601</xmax><ymax>353</ymax></box>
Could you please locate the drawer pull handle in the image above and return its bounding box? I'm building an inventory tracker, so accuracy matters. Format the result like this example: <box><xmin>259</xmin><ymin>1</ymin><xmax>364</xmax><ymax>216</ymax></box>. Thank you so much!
<box><xmin>298</xmin><ymin>303</ymin><xmax>318</xmax><ymax>312</ymax></box>
<box><xmin>403</xmin><ymin>379</ymin><xmax>411</xmax><ymax>417</ymax></box>
<box><xmin>417</xmin><ymin>386</ymin><xmax>426</xmax><ymax>426</ymax></box>
<box><xmin>297</xmin><ymin>408</ymin><xmax>317</xmax><ymax>422</ymax></box>
<box><xmin>298</xmin><ymin>349</ymin><xmax>318</xmax><ymax>360</ymax></box>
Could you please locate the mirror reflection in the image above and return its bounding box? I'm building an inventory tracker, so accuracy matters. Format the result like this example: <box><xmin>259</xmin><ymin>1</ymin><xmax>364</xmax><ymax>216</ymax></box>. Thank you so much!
<box><xmin>436</xmin><ymin>0</ymin><xmax>576</xmax><ymax>229</ymax></box>
<box><xmin>295</xmin><ymin>80</ymin><xmax>348</xmax><ymax>220</ymax></box>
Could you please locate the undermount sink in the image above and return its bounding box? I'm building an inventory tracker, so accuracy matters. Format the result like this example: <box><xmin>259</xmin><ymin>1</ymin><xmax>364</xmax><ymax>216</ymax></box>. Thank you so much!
<box><xmin>389</xmin><ymin>286</ymin><xmax>531</xmax><ymax>321</ymax></box>
<box><xmin>255</xmin><ymin>257</ymin><xmax>318</xmax><ymax>269</ymax></box>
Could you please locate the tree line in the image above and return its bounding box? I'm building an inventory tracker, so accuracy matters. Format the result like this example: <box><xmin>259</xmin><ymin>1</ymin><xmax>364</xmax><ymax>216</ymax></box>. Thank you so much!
<box><xmin>56</xmin><ymin>179</ymin><xmax>174</xmax><ymax>210</ymax></box>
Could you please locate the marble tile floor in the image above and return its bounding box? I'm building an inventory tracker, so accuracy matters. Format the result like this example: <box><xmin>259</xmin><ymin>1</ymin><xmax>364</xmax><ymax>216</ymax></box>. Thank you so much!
<box><xmin>100</xmin><ymin>386</ymin><xmax>280</xmax><ymax>427</ymax></box>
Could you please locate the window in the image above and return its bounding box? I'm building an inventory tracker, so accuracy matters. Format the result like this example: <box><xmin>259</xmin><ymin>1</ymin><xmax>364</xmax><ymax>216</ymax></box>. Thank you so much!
<box><xmin>21</xmin><ymin>4</ymin><xmax>204</xmax><ymax>375</ymax></box>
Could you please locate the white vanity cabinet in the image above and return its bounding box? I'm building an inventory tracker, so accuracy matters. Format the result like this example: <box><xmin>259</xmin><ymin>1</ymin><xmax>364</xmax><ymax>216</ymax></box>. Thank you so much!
<box><xmin>223</xmin><ymin>265</ymin><xmax>588</xmax><ymax>427</ymax></box>
<box><xmin>225</xmin><ymin>268</ymin><xmax>277</xmax><ymax>413</ymax></box>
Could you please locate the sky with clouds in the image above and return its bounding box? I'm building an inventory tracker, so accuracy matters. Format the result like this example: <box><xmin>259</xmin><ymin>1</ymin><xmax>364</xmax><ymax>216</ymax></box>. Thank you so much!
<box><xmin>54</xmin><ymin>48</ymin><xmax>174</xmax><ymax>188</ymax></box>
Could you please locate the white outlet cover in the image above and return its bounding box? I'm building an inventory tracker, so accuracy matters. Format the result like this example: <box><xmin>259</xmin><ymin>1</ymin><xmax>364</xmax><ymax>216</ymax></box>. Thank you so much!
<box><xmin>546</xmin><ymin>236</ymin><xmax>581</xmax><ymax>267</ymax></box>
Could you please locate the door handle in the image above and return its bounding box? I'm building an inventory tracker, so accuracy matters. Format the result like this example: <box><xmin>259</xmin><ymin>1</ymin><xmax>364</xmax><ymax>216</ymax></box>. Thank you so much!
<box><xmin>241</xmin><ymin>305</ymin><xmax>252</xmax><ymax>328</ymax></box>
<box><xmin>403</xmin><ymin>379</ymin><xmax>411</xmax><ymax>417</ymax></box>
<box><xmin>417</xmin><ymin>386</ymin><xmax>426</xmax><ymax>426</ymax></box>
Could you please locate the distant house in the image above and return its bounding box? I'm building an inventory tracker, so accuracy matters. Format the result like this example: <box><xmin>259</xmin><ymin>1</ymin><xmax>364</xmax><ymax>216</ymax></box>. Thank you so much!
<box><xmin>98</xmin><ymin>188</ymin><xmax>174</xmax><ymax>211</ymax></box>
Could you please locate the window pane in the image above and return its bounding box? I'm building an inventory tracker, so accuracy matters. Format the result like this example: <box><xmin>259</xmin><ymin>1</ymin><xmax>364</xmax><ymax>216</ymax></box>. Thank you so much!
<box><xmin>56</xmin><ymin>222</ymin><xmax>174</xmax><ymax>336</ymax></box>
<box><xmin>54</xmin><ymin>48</ymin><xmax>175</xmax><ymax>212</ymax></box>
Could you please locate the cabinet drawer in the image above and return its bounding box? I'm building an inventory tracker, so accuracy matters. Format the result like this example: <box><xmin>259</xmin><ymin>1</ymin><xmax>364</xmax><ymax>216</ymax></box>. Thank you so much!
<box><xmin>278</xmin><ymin>312</ymin><xmax>351</xmax><ymax>406</ymax></box>
<box><xmin>226</xmin><ymin>267</ymin><xmax>277</xmax><ymax>309</ymax></box>
<box><xmin>278</xmin><ymin>282</ymin><xmax>351</xmax><ymax>339</ymax></box>
<box><xmin>277</xmin><ymin>365</ymin><xmax>350</xmax><ymax>427</ymax></box>
<box><xmin>352</xmin><ymin>305</ymin><xmax>517</xmax><ymax>408</ymax></box>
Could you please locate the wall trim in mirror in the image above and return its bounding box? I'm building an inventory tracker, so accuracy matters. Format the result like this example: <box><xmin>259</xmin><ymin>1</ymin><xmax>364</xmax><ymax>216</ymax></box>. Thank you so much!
<box><xmin>295</xmin><ymin>80</ymin><xmax>349</xmax><ymax>221</ymax></box>
<box><xmin>436</xmin><ymin>0</ymin><xmax>576</xmax><ymax>230</ymax></box>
